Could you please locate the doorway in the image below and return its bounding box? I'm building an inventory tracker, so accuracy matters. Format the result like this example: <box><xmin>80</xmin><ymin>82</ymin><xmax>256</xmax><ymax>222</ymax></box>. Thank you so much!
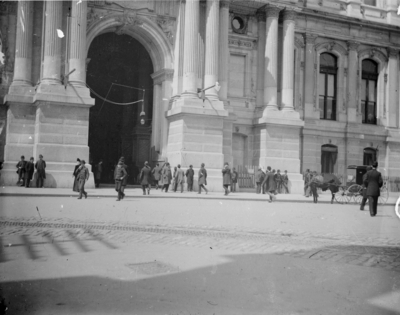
<box><xmin>87</xmin><ymin>33</ymin><xmax>154</xmax><ymax>184</ymax></box>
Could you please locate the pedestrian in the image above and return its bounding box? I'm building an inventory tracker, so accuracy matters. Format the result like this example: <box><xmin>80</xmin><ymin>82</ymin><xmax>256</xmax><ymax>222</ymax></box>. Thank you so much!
<box><xmin>151</xmin><ymin>163</ymin><xmax>162</xmax><ymax>190</ymax></box>
<box><xmin>174</xmin><ymin>164</ymin><xmax>185</xmax><ymax>193</ymax></box>
<box><xmin>198</xmin><ymin>163</ymin><xmax>208</xmax><ymax>194</ymax></box>
<box><xmin>222</xmin><ymin>163</ymin><xmax>231</xmax><ymax>195</ymax></box>
<box><xmin>160</xmin><ymin>163</ymin><xmax>166</xmax><ymax>192</ymax></box>
<box><xmin>16</xmin><ymin>155</ymin><xmax>26</xmax><ymax>186</ymax></box>
<box><xmin>120</xmin><ymin>157</ymin><xmax>129</xmax><ymax>199</ymax></box>
<box><xmin>364</xmin><ymin>161</ymin><xmax>383</xmax><ymax>217</ymax></box>
<box><xmin>140</xmin><ymin>161</ymin><xmax>152</xmax><ymax>195</ymax></box>
<box><xmin>304</xmin><ymin>169</ymin><xmax>311</xmax><ymax>197</ymax></box>
<box><xmin>24</xmin><ymin>157</ymin><xmax>35</xmax><ymax>188</ymax></box>
<box><xmin>76</xmin><ymin>160</ymin><xmax>89</xmax><ymax>199</ymax></box>
<box><xmin>114</xmin><ymin>160</ymin><xmax>127</xmax><ymax>201</ymax></box>
<box><xmin>171</xmin><ymin>166</ymin><xmax>177</xmax><ymax>192</ymax></box>
<box><xmin>309</xmin><ymin>172</ymin><xmax>320</xmax><ymax>203</ymax></box>
<box><xmin>255</xmin><ymin>166</ymin><xmax>264</xmax><ymax>194</ymax></box>
<box><xmin>185</xmin><ymin>165</ymin><xmax>194</xmax><ymax>192</ymax></box>
<box><xmin>35</xmin><ymin>154</ymin><xmax>46</xmax><ymax>188</ymax></box>
<box><xmin>262</xmin><ymin>166</ymin><xmax>276</xmax><ymax>202</ymax></box>
<box><xmin>162</xmin><ymin>162</ymin><xmax>172</xmax><ymax>192</ymax></box>
<box><xmin>261</xmin><ymin>167</ymin><xmax>267</xmax><ymax>194</ymax></box>
<box><xmin>72</xmin><ymin>158</ymin><xmax>81</xmax><ymax>192</ymax></box>
<box><xmin>275</xmin><ymin>170</ymin><xmax>282</xmax><ymax>194</ymax></box>
<box><xmin>281</xmin><ymin>170</ymin><xmax>289</xmax><ymax>194</ymax></box>
<box><xmin>360</xmin><ymin>166</ymin><xmax>373</xmax><ymax>211</ymax></box>
<box><xmin>231</xmin><ymin>167</ymin><xmax>238</xmax><ymax>192</ymax></box>
<box><xmin>95</xmin><ymin>160</ymin><xmax>103</xmax><ymax>188</ymax></box>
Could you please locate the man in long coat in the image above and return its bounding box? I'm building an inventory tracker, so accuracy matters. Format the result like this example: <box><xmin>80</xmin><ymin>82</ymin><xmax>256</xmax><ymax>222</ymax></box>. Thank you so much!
<box><xmin>162</xmin><ymin>163</ymin><xmax>172</xmax><ymax>192</ymax></box>
<box><xmin>174</xmin><ymin>164</ymin><xmax>185</xmax><ymax>193</ymax></box>
<box><xmin>16</xmin><ymin>155</ymin><xmax>26</xmax><ymax>186</ymax></box>
<box><xmin>151</xmin><ymin>163</ymin><xmax>162</xmax><ymax>189</ymax></box>
<box><xmin>35</xmin><ymin>154</ymin><xmax>46</xmax><ymax>188</ymax></box>
<box><xmin>25</xmin><ymin>157</ymin><xmax>35</xmax><ymax>188</ymax></box>
<box><xmin>262</xmin><ymin>166</ymin><xmax>276</xmax><ymax>202</ymax></box>
<box><xmin>255</xmin><ymin>167</ymin><xmax>264</xmax><ymax>194</ymax></box>
<box><xmin>114</xmin><ymin>159</ymin><xmax>127</xmax><ymax>201</ymax></box>
<box><xmin>185</xmin><ymin>165</ymin><xmax>194</xmax><ymax>192</ymax></box>
<box><xmin>360</xmin><ymin>166</ymin><xmax>372</xmax><ymax>211</ymax></box>
<box><xmin>140</xmin><ymin>161</ymin><xmax>152</xmax><ymax>195</ymax></box>
<box><xmin>198</xmin><ymin>163</ymin><xmax>208</xmax><ymax>194</ymax></box>
<box><xmin>76</xmin><ymin>160</ymin><xmax>89</xmax><ymax>199</ymax></box>
<box><xmin>222</xmin><ymin>163</ymin><xmax>232</xmax><ymax>196</ymax></box>
<box><xmin>364</xmin><ymin>161</ymin><xmax>383</xmax><ymax>217</ymax></box>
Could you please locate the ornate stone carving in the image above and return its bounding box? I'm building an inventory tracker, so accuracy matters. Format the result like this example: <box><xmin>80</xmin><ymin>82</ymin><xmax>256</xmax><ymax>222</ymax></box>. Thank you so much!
<box><xmin>327</xmin><ymin>41</ymin><xmax>335</xmax><ymax>51</ymax></box>
<box><xmin>1</xmin><ymin>26</ymin><xmax>14</xmax><ymax>73</ymax></box>
<box><xmin>228</xmin><ymin>38</ymin><xmax>256</xmax><ymax>49</ymax></box>
<box><xmin>265</xmin><ymin>5</ymin><xmax>281</xmax><ymax>18</ymax></box>
<box><xmin>387</xmin><ymin>47</ymin><xmax>399</xmax><ymax>58</ymax></box>
<box><xmin>303</xmin><ymin>33</ymin><xmax>318</xmax><ymax>45</ymax></box>
<box><xmin>115</xmin><ymin>10</ymin><xmax>144</xmax><ymax>35</ymax></box>
<box><xmin>283</xmin><ymin>9</ymin><xmax>297</xmax><ymax>21</ymax></box>
<box><xmin>256</xmin><ymin>11</ymin><xmax>266</xmax><ymax>22</ymax></box>
<box><xmin>157</xmin><ymin>17</ymin><xmax>175</xmax><ymax>44</ymax></box>
<box><xmin>220</xmin><ymin>1</ymin><xmax>230</xmax><ymax>9</ymax></box>
<box><xmin>347</xmin><ymin>41</ymin><xmax>359</xmax><ymax>51</ymax></box>
<box><xmin>87</xmin><ymin>7</ymin><xmax>101</xmax><ymax>27</ymax></box>
<box><xmin>231</xmin><ymin>14</ymin><xmax>248</xmax><ymax>35</ymax></box>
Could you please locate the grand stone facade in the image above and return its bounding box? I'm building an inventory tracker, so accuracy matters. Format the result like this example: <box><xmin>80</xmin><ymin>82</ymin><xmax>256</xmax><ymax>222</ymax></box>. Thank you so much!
<box><xmin>0</xmin><ymin>0</ymin><xmax>400</xmax><ymax>192</ymax></box>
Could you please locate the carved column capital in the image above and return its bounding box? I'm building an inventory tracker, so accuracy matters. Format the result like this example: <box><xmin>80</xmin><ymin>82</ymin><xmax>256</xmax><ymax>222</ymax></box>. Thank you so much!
<box><xmin>282</xmin><ymin>8</ymin><xmax>297</xmax><ymax>21</ymax></box>
<box><xmin>387</xmin><ymin>47</ymin><xmax>399</xmax><ymax>58</ymax></box>
<box><xmin>220</xmin><ymin>0</ymin><xmax>230</xmax><ymax>9</ymax></box>
<box><xmin>256</xmin><ymin>11</ymin><xmax>266</xmax><ymax>22</ymax></box>
<box><xmin>303</xmin><ymin>33</ymin><xmax>318</xmax><ymax>45</ymax></box>
<box><xmin>265</xmin><ymin>4</ymin><xmax>282</xmax><ymax>18</ymax></box>
<box><xmin>347</xmin><ymin>41</ymin><xmax>359</xmax><ymax>51</ymax></box>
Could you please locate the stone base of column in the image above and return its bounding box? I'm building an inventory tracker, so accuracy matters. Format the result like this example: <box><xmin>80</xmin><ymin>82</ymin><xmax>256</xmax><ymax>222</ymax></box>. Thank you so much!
<box><xmin>35</xmin><ymin>84</ymin><xmax>94</xmax><ymax>106</ymax></box>
<box><xmin>166</xmin><ymin>98</ymin><xmax>228</xmax><ymax>192</ymax></box>
<box><xmin>5</xmin><ymin>86</ymin><xmax>36</xmax><ymax>104</ymax></box>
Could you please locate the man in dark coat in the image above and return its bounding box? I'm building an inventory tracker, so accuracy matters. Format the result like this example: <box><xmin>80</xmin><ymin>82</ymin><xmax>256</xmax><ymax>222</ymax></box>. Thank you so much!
<box><xmin>281</xmin><ymin>170</ymin><xmax>289</xmax><ymax>194</ymax></box>
<box><xmin>76</xmin><ymin>160</ymin><xmax>89</xmax><ymax>199</ymax></box>
<box><xmin>360</xmin><ymin>166</ymin><xmax>372</xmax><ymax>211</ymax></box>
<box><xmin>25</xmin><ymin>157</ymin><xmax>35</xmax><ymax>188</ymax></box>
<box><xmin>364</xmin><ymin>161</ymin><xmax>383</xmax><ymax>217</ymax></box>
<box><xmin>114</xmin><ymin>159</ymin><xmax>127</xmax><ymax>201</ymax></box>
<box><xmin>140</xmin><ymin>161</ymin><xmax>152</xmax><ymax>195</ymax></box>
<box><xmin>262</xmin><ymin>166</ymin><xmax>276</xmax><ymax>202</ymax></box>
<box><xmin>16</xmin><ymin>155</ymin><xmax>26</xmax><ymax>186</ymax></box>
<box><xmin>151</xmin><ymin>163</ymin><xmax>161</xmax><ymax>189</ymax></box>
<box><xmin>162</xmin><ymin>163</ymin><xmax>172</xmax><ymax>192</ymax></box>
<box><xmin>230</xmin><ymin>167</ymin><xmax>238</xmax><ymax>192</ymax></box>
<box><xmin>185</xmin><ymin>165</ymin><xmax>194</xmax><ymax>192</ymax></box>
<box><xmin>198</xmin><ymin>163</ymin><xmax>208</xmax><ymax>194</ymax></box>
<box><xmin>174</xmin><ymin>164</ymin><xmax>185</xmax><ymax>193</ymax></box>
<box><xmin>255</xmin><ymin>167</ymin><xmax>264</xmax><ymax>194</ymax></box>
<box><xmin>35</xmin><ymin>154</ymin><xmax>46</xmax><ymax>188</ymax></box>
<box><xmin>222</xmin><ymin>163</ymin><xmax>232</xmax><ymax>195</ymax></box>
<box><xmin>73</xmin><ymin>158</ymin><xmax>81</xmax><ymax>192</ymax></box>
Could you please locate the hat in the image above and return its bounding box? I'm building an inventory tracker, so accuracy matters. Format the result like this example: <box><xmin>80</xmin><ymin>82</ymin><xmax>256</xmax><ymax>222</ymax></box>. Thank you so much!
<box><xmin>81</xmin><ymin>160</ymin><xmax>86</xmax><ymax>164</ymax></box>
<box><xmin>144</xmin><ymin>161</ymin><xmax>148</xmax><ymax>165</ymax></box>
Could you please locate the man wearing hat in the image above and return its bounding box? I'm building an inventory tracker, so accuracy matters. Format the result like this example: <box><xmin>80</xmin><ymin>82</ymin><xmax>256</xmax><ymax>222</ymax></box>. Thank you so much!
<box><xmin>364</xmin><ymin>161</ymin><xmax>383</xmax><ymax>217</ymax></box>
<box><xmin>185</xmin><ymin>165</ymin><xmax>194</xmax><ymax>192</ymax></box>
<box><xmin>114</xmin><ymin>159</ymin><xmax>128</xmax><ymax>200</ymax></box>
<box><xmin>360</xmin><ymin>166</ymin><xmax>373</xmax><ymax>211</ymax></box>
<box><xmin>174</xmin><ymin>164</ymin><xmax>185</xmax><ymax>193</ymax></box>
<box><xmin>140</xmin><ymin>161</ymin><xmax>152</xmax><ymax>195</ymax></box>
<box><xmin>76</xmin><ymin>160</ymin><xmax>89</xmax><ymax>199</ymax></box>
<box><xmin>35</xmin><ymin>154</ymin><xmax>46</xmax><ymax>188</ymax></box>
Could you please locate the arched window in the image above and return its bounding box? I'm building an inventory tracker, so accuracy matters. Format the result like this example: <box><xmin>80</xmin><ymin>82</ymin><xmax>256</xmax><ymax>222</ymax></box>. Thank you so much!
<box><xmin>361</xmin><ymin>59</ymin><xmax>378</xmax><ymax>125</ymax></box>
<box><xmin>319</xmin><ymin>53</ymin><xmax>337</xmax><ymax>120</ymax></box>
<box><xmin>321</xmin><ymin>144</ymin><xmax>338</xmax><ymax>174</ymax></box>
<box><xmin>363</xmin><ymin>147</ymin><xmax>377</xmax><ymax>165</ymax></box>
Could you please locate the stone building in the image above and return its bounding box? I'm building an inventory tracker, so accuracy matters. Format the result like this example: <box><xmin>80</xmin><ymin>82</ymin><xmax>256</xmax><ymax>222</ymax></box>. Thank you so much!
<box><xmin>0</xmin><ymin>0</ymin><xmax>400</xmax><ymax>192</ymax></box>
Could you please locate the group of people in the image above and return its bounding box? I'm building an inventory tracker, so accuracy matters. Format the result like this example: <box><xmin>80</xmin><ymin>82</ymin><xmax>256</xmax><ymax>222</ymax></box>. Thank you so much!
<box><xmin>255</xmin><ymin>167</ymin><xmax>289</xmax><ymax>201</ymax></box>
<box><xmin>15</xmin><ymin>155</ymin><xmax>46</xmax><ymax>188</ymax></box>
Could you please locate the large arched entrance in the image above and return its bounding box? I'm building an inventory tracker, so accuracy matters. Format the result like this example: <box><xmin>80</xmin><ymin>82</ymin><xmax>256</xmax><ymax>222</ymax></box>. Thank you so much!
<box><xmin>87</xmin><ymin>33</ymin><xmax>154</xmax><ymax>184</ymax></box>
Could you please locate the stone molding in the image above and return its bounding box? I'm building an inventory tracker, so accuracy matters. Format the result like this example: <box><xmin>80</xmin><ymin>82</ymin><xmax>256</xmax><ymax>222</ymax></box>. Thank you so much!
<box><xmin>151</xmin><ymin>69</ymin><xmax>174</xmax><ymax>85</ymax></box>
<box><xmin>156</xmin><ymin>16</ymin><xmax>175</xmax><ymax>44</ymax></box>
<box><xmin>315</xmin><ymin>41</ymin><xmax>348</xmax><ymax>56</ymax></box>
<box><xmin>265</xmin><ymin>4</ymin><xmax>282</xmax><ymax>18</ymax></box>
<box><xmin>228</xmin><ymin>35</ymin><xmax>257</xmax><ymax>50</ymax></box>
<box><xmin>282</xmin><ymin>9</ymin><xmax>297</xmax><ymax>21</ymax></box>
<box><xmin>347</xmin><ymin>41</ymin><xmax>360</xmax><ymax>51</ymax></box>
<box><xmin>303</xmin><ymin>33</ymin><xmax>318</xmax><ymax>45</ymax></box>
<box><xmin>220</xmin><ymin>0</ymin><xmax>230</xmax><ymax>9</ymax></box>
<box><xmin>387</xmin><ymin>47</ymin><xmax>399</xmax><ymax>58</ymax></box>
<box><xmin>358</xmin><ymin>48</ymin><xmax>388</xmax><ymax>63</ymax></box>
<box><xmin>256</xmin><ymin>11</ymin><xmax>266</xmax><ymax>22</ymax></box>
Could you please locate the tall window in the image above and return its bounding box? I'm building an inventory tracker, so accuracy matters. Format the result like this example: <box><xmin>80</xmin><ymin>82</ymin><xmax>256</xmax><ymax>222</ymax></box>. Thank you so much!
<box><xmin>361</xmin><ymin>59</ymin><xmax>378</xmax><ymax>125</ymax></box>
<box><xmin>319</xmin><ymin>53</ymin><xmax>337</xmax><ymax>120</ymax></box>
<box><xmin>321</xmin><ymin>144</ymin><xmax>338</xmax><ymax>174</ymax></box>
<box><xmin>363</xmin><ymin>147</ymin><xmax>377</xmax><ymax>165</ymax></box>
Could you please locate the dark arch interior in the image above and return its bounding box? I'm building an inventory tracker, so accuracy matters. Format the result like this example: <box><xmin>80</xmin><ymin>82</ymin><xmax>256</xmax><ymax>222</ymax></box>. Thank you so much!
<box><xmin>87</xmin><ymin>32</ymin><xmax>154</xmax><ymax>184</ymax></box>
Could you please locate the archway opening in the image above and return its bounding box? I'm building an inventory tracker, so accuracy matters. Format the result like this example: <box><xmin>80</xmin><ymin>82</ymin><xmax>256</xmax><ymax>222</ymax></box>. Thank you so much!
<box><xmin>87</xmin><ymin>32</ymin><xmax>154</xmax><ymax>184</ymax></box>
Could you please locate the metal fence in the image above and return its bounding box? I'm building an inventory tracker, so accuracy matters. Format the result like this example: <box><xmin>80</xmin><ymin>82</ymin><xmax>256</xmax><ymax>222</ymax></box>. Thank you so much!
<box><xmin>237</xmin><ymin>165</ymin><xmax>256</xmax><ymax>188</ymax></box>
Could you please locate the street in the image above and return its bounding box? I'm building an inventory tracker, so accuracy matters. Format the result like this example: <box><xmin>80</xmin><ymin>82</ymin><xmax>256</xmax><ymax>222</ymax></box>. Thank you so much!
<box><xmin>1</xmin><ymin>194</ymin><xmax>400</xmax><ymax>314</ymax></box>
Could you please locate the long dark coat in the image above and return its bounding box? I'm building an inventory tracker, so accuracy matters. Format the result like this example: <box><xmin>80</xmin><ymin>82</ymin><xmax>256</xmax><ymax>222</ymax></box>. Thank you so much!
<box><xmin>264</xmin><ymin>172</ymin><xmax>276</xmax><ymax>192</ymax></box>
<box><xmin>185</xmin><ymin>168</ymin><xmax>194</xmax><ymax>184</ymax></box>
<box><xmin>198</xmin><ymin>167</ymin><xmax>207</xmax><ymax>185</ymax></box>
<box><xmin>162</xmin><ymin>166</ymin><xmax>172</xmax><ymax>185</ymax></box>
<box><xmin>140</xmin><ymin>166</ymin><xmax>152</xmax><ymax>185</ymax></box>
<box><xmin>35</xmin><ymin>160</ymin><xmax>46</xmax><ymax>178</ymax></box>
<box><xmin>222</xmin><ymin>168</ymin><xmax>231</xmax><ymax>185</ymax></box>
<box><xmin>362</xmin><ymin>173</ymin><xmax>368</xmax><ymax>198</ymax></box>
<box><xmin>255</xmin><ymin>170</ymin><xmax>264</xmax><ymax>183</ymax></box>
<box><xmin>25</xmin><ymin>161</ymin><xmax>34</xmax><ymax>181</ymax></box>
<box><xmin>364</xmin><ymin>169</ymin><xmax>383</xmax><ymax>197</ymax></box>
<box><xmin>16</xmin><ymin>160</ymin><xmax>26</xmax><ymax>176</ymax></box>
<box><xmin>175</xmin><ymin>168</ymin><xmax>185</xmax><ymax>184</ymax></box>
<box><xmin>73</xmin><ymin>164</ymin><xmax>80</xmax><ymax>192</ymax></box>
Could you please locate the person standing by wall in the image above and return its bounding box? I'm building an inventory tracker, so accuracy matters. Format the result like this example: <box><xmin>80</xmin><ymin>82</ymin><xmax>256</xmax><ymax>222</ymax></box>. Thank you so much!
<box><xmin>175</xmin><ymin>164</ymin><xmax>185</xmax><ymax>193</ymax></box>
<box><xmin>255</xmin><ymin>167</ymin><xmax>264</xmax><ymax>194</ymax></box>
<box><xmin>198</xmin><ymin>163</ymin><xmax>208</xmax><ymax>194</ymax></box>
<box><xmin>114</xmin><ymin>159</ymin><xmax>127</xmax><ymax>201</ymax></box>
<box><xmin>275</xmin><ymin>170</ymin><xmax>282</xmax><ymax>194</ymax></box>
<box><xmin>360</xmin><ymin>166</ymin><xmax>373</xmax><ymax>211</ymax></box>
<box><xmin>162</xmin><ymin>163</ymin><xmax>172</xmax><ymax>193</ymax></box>
<box><xmin>185</xmin><ymin>165</ymin><xmax>194</xmax><ymax>192</ymax></box>
<box><xmin>24</xmin><ymin>157</ymin><xmax>35</xmax><ymax>188</ymax></box>
<box><xmin>73</xmin><ymin>158</ymin><xmax>81</xmax><ymax>192</ymax></box>
<box><xmin>151</xmin><ymin>163</ymin><xmax>161</xmax><ymax>190</ymax></box>
<box><xmin>364</xmin><ymin>161</ymin><xmax>383</xmax><ymax>217</ymax></box>
<box><xmin>140</xmin><ymin>161</ymin><xmax>152</xmax><ymax>195</ymax></box>
<box><xmin>263</xmin><ymin>166</ymin><xmax>276</xmax><ymax>202</ymax></box>
<box><xmin>222</xmin><ymin>163</ymin><xmax>232</xmax><ymax>196</ymax></box>
<box><xmin>281</xmin><ymin>170</ymin><xmax>289</xmax><ymax>194</ymax></box>
<box><xmin>230</xmin><ymin>167</ymin><xmax>238</xmax><ymax>192</ymax></box>
<box><xmin>16</xmin><ymin>156</ymin><xmax>26</xmax><ymax>186</ymax></box>
<box><xmin>35</xmin><ymin>154</ymin><xmax>46</xmax><ymax>188</ymax></box>
<box><xmin>76</xmin><ymin>160</ymin><xmax>89</xmax><ymax>199</ymax></box>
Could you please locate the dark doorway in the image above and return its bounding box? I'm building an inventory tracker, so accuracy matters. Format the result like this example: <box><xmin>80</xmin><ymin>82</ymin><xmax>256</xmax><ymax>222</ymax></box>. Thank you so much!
<box><xmin>363</xmin><ymin>147</ymin><xmax>377</xmax><ymax>166</ymax></box>
<box><xmin>87</xmin><ymin>33</ymin><xmax>154</xmax><ymax>184</ymax></box>
<box><xmin>321</xmin><ymin>144</ymin><xmax>338</xmax><ymax>174</ymax></box>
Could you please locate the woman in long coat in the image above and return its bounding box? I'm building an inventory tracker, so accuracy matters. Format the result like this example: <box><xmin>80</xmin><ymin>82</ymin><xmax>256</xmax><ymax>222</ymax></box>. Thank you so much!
<box><xmin>73</xmin><ymin>158</ymin><xmax>81</xmax><ymax>192</ymax></box>
<box><xmin>140</xmin><ymin>162</ymin><xmax>152</xmax><ymax>195</ymax></box>
<box><xmin>162</xmin><ymin>163</ymin><xmax>172</xmax><ymax>192</ymax></box>
<box><xmin>198</xmin><ymin>163</ymin><xmax>208</xmax><ymax>194</ymax></box>
<box><xmin>222</xmin><ymin>163</ymin><xmax>231</xmax><ymax>196</ymax></box>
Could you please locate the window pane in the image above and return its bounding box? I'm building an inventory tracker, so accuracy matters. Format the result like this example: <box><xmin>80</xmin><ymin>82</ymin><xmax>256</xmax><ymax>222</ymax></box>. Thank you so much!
<box><xmin>327</xmin><ymin>75</ymin><xmax>335</xmax><ymax>97</ymax></box>
<box><xmin>320</xmin><ymin>53</ymin><xmax>337</xmax><ymax>68</ymax></box>
<box><xmin>362</xmin><ymin>59</ymin><xmax>378</xmax><ymax>74</ymax></box>
<box><xmin>361</xmin><ymin>80</ymin><xmax>367</xmax><ymax>101</ymax></box>
<box><xmin>326</xmin><ymin>98</ymin><xmax>334</xmax><ymax>120</ymax></box>
<box><xmin>367</xmin><ymin>102</ymin><xmax>376</xmax><ymax>123</ymax></box>
<box><xmin>361</xmin><ymin>101</ymin><xmax>366</xmax><ymax>123</ymax></box>
<box><xmin>368</xmin><ymin>81</ymin><xmax>376</xmax><ymax>102</ymax></box>
<box><xmin>318</xmin><ymin>73</ymin><xmax>325</xmax><ymax>96</ymax></box>
<box><xmin>319</xmin><ymin>96</ymin><xmax>325</xmax><ymax>118</ymax></box>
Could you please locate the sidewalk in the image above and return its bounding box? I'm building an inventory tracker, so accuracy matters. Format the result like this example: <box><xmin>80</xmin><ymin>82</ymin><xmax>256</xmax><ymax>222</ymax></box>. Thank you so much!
<box><xmin>1</xmin><ymin>186</ymin><xmax>399</xmax><ymax>205</ymax></box>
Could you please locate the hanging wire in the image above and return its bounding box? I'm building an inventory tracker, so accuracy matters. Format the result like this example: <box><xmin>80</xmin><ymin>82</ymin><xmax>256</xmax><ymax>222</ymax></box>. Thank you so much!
<box><xmin>86</xmin><ymin>82</ymin><xmax>145</xmax><ymax>106</ymax></box>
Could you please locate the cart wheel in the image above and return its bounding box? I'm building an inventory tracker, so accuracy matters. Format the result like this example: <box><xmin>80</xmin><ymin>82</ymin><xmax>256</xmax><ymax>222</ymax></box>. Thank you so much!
<box><xmin>347</xmin><ymin>184</ymin><xmax>363</xmax><ymax>204</ymax></box>
<box><xmin>335</xmin><ymin>186</ymin><xmax>349</xmax><ymax>204</ymax></box>
<box><xmin>378</xmin><ymin>186</ymin><xmax>389</xmax><ymax>205</ymax></box>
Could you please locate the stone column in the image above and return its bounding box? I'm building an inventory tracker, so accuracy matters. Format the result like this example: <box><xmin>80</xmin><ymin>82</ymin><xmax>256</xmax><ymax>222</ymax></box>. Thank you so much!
<box><xmin>256</xmin><ymin>12</ymin><xmax>266</xmax><ymax>107</ymax></box>
<box><xmin>172</xmin><ymin>0</ymin><xmax>185</xmax><ymax>96</ymax></box>
<box><xmin>303</xmin><ymin>33</ymin><xmax>317</xmax><ymax>118</ymax></box>
<box><xmin>68</xmin><ymin>0</ymin><xmax>88</xmax><ymax>87</ymax></box>
<box><xmin>181</xmin><ymin>0</ymin><xmax>200</xmax><ymax>98</ymax></box>
<box><xmin>263</xmin><ymin>5</ymin><xmax>281</xmax><ymax>111</ymax></box>
<box><xmin>281</xmin><ymin>9</ymin><xmax>296</xmax><ymax>111</ymax></box>
<box><xmin>387</xmin><ymin>48</ymin><xmax>399</xmax><ymax>128</ymax></box>
<box><xmin>347</xmin><ymin>41</ymin><xmax>359</xmax><ymax>122</ymax></box>
<box><xmin>204</xmin><ymin>0</ymin><xmax>220</xmax><ymax>100</ymax></box>
<box><xmin>42</xmin><ymin>1</ymin><xmax>63</xmax><ymax>85</ymax></box>
<box><xmin>151</xmin><ymin>84</ymin><xmax>162</xmax><ymax>153</ymax></box>
<box><xmin>11</xmin><ymin>1</ymin><xmax>33</xmax><ymax>87</ymax></box>
<box><xmin>218</xmin><ymin>0</ymin><xmax>230</xmax><ymax>101</ymax></box>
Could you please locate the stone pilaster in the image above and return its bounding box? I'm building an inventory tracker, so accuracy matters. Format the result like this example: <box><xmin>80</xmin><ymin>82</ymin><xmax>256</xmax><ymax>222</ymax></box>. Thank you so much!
<box><xmin>263</xmin><ymin>5</ymin><xmax>281</xmax><ymax>112</ymax></box>
<box><xmin>42</xmin><ymin>1</ymin><xmax>63</xmax><ymax>85</ymax></box>
<box><xmin>281</xmin><ymin>9</ymin><xmax>296</xmax><ymax>112</ymax></box>
<box><xmin>152</xmin><ymin>84</ymin><xmax>162</xmax><ymax>153</ymax></box>
<box><xmin>347</xmin><ymin>41</ymin><xmax>359</xmax><ymax>123</ymax></box>
<box><xmin>256</xmin><ymin>11</ymin><xmax>266</xmax><ymax>108</ymax></box>
<box><xmin>181</xmin><ymin>0</ymin><xmax>200</xmax><ymax>98</ymax></box>
<box><xmin>303</xmin><ymin>33</ymin><xmax>318</xmax><ymax>118</ymax></box>
<box><xmin>204</xmin><ymin>0</ymin><xmax>220</xmax><ymax>100</ymax></box>
<box><xmin>218</xmin><ymin>0</ymin><xmax>230</xmax><ymax>101</ymax></box>
<box><xmin>11</xmin><ymin>1</ymin><xmax>33</xmax><ymax>87</ymax></box>
<box><xmin>172</xmin><ymin>0</ymin><xmax>185</xmax><ymax>96</ymax></box>
<box><xmin>387</xmin><ymin>47</ymin><xmax>399</xmax><ymax>128</ymax></box>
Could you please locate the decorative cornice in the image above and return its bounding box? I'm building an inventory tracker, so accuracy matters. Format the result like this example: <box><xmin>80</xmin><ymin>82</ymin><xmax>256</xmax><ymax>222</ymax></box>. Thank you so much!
<box><xmin>220</xmin><ymin>0</ymin><xmax>230</xmax><ymax>9</ymax></box>
<box><xmin>256</xmin><ymin>11</ymin><xmax>266</xmax><ymax>22</ymax></box>
<box><xmin>282</xmin><ymin>9</ymin><xmax>297</xmax><ymax>21</ymax></box>
<box><xmin>295</xmin><ymin>36</ymin><xmax>305</xmax><ymax>48</ymax></box>
<box><xmin>303</xmin><ymin>33</ymin><xmax>318</xmax><ymax>45</ymax></box>
<box><xmin>228</xmin><ymin>35</ymin><xmax>257</xmax><ymax>50</ymax></box>
<box><xmin>265</xmin><ymin>4</ymin><xmax>282</xmax><ymax>18</ymax></box>
<box><xmin>151</xmin><ymin>69</ymin><xmax>174</xmax><ymax>85</ymax></box>
<box><xmin>387</xmin><ymin>47</ymin><xmax>399</xmax><ymax>58</ymax></box>
<box><xmin>347</xmin><ymin>41</ymin><xmax>359</xmax><ymax>51</ymax></box>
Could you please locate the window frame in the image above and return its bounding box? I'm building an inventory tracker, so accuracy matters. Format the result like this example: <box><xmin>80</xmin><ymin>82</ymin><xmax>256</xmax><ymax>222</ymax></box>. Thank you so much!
<box><xmin>361</xmin><ymin>59</ymin><xmax>378</xmax><ymax>125</ymax></box>
<box><xmin>319</xmin><ymin>53</ymin><xmax>338</xmax><ymax>121</ymax></box>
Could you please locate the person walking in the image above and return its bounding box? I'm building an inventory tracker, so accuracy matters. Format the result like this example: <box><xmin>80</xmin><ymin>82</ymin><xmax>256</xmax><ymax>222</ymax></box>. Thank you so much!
<box><xmin>120</xmin><ymin>157</ymin><xmax>129</xmax><ymax>199</ymax></box>
<box><xmin>262</xmin><ymin>166</ymin><xmax>276</xmax><ymax>202</ymax></box>
<box><xmin>35</xmin><ymin>154</ymin><xmax>46</xmax><ymax>188</ymax></box>
<box><xmin>140</xmin><ymin>161</ymin><xmax>152</xmax><ymax>195</ymax></box>
<box><xmin>364</xmin><ymin>161</ymin><xmax>383</xmax><ymax>217</ymax></box>
<box><xmin>281</xmin><ymin>170</ymin><xmax>289</xmax><ymax>194</ymax></box>
<box><xmin>114</xmin><ymin>160</ymin><xmax>127</xmax><ymax>201</ymax></box>
<box><xmin>309</xmin><ymin>172</ymin><xmax>321</xmax><ymax>203</ymax></box>
<box><xmin>72</xmin><ymin>158</ymin><xmax>81</xmax><ymax>192</ymax></box>
<box><xmin>174</xmin><ymin>164</ymin><xmax>185</xmax><ymax>193</ymax></box>
<box><xmin>76</xmin><ymin>160</ymin><xmax>89</xmax><ymax>199</ymax></box>
<box><xmin>222</xmin><ymin>163</ymin><xmax>231</xmax><ymax>195</ymax></box>
<box><xmin>172</xmin><ymin>166</ymin><xmax>178</xmax><ymax>192</ymax></box>
<box><xmin>275</xmin><ymin>170</ymin><xmax>282</xmax><ymax>194</ymax></box>
<box><xmin>360</xmin><ymin>166</ymin><xmax>373</xmax><ymax>211</ymax></box>
<box><xmin>198</xmin><ymin>163</ymin><xmax>208</xmax><ymax>194</ymax></box>
<box><xmin>185</xmin><ymin>165</ymin><xmax>195</xmax><ymax>192</ymax></box>
<box><xmin>24</xmin><ymin>157</ymin><xmax>35</xmax><ymax>188</ymax></box>
<box><xmin>261</xmin><ymin>167</ymin><xmax>267</xmax><ymax>194</ymax></box>
<box><xmin>151</xmin><ymin>163</ymin><xmax>162</xmax><ymax>190</ymax></box>
<box><xmin>162</xmin><ymin>163</ymin><xmax>172</xmax><ymax>192</ymax></box>
<box><xmin>230</xmin><ymin>167</ymin><xmax>238</xmax><ymax>192</ymax></box>
<box><xmin>16</xmin><ymin>156</ymin><xmax>26</xmax><ymax>186</ymax></box>
<box><xmin>95</xmin><ymin>160</ymin><xmax>103</xmax><ymax>188</ymax></box>
<box><xmin>255</xmin><ymin>167</ymin><xmax>264</xmax><ymax>194</ymax></box>
<box><xmin>304</xmin><ymin>169</ymin><xmax>311</xmax><ymax>197</ymax></box>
